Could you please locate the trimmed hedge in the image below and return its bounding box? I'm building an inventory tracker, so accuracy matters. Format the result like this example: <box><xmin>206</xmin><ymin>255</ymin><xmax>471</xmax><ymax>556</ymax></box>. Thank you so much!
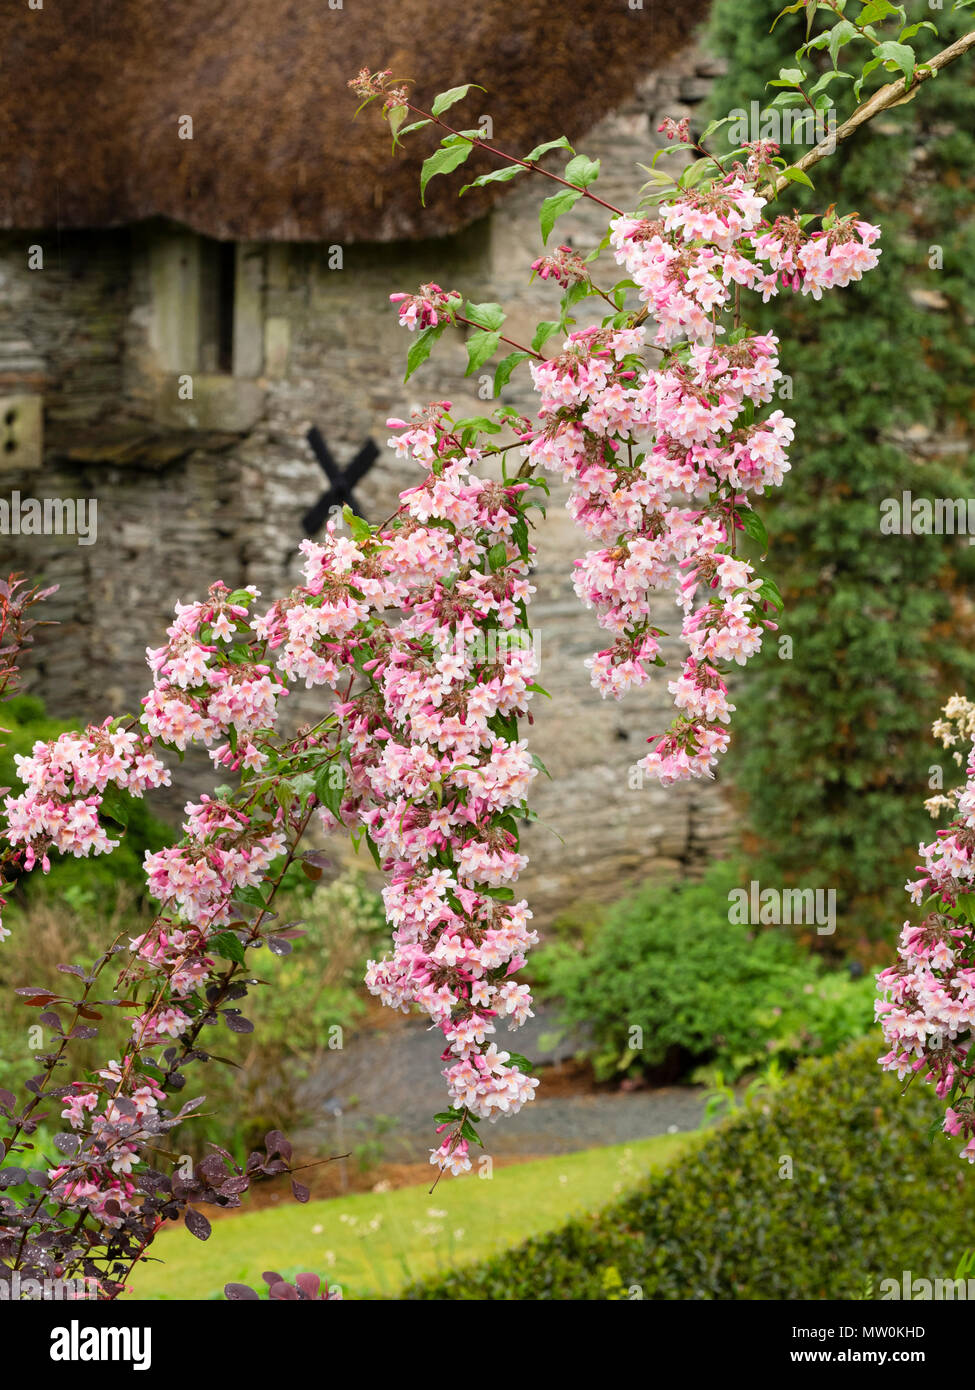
<box><xmin>405</xmin><ymin>1036</ymin><xmax>967</xmax><ymax>1299</ymax></box>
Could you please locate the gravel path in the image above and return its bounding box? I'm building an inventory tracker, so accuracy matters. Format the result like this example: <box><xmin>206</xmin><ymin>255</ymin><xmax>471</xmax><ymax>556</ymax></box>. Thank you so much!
<box><xmin>293</xmin><ymin>1006</ymin><xmax>711</xmax><ymax>1161</ymax></box>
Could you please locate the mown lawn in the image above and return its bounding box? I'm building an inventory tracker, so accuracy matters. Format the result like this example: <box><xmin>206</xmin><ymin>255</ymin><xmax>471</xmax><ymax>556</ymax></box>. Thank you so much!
<box><xmin>126</xmin><ymin>1131</ymin><xmax>698</xmax><ymax>1300</ymax></box>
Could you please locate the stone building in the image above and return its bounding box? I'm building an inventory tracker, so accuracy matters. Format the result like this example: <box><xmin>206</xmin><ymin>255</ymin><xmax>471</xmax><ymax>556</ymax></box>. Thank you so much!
<box><xmin>0</xmin><ymin>0</ymin><xmax>731</xmax><ymax>919</ymax></box>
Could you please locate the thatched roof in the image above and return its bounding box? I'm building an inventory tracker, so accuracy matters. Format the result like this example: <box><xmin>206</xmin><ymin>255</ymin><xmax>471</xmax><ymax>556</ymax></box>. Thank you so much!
<box><xmin>0</xmin><ymin>0</ymin><xmax>711</xmax><ymax>243</ymax></box>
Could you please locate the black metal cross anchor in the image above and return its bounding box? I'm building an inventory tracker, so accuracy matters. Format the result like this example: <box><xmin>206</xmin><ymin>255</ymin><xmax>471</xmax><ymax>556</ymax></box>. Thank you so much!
<box><xmin>301</xmin><ymin>427</ymin><xmax>379</xmax><ymax>534</ymax></box>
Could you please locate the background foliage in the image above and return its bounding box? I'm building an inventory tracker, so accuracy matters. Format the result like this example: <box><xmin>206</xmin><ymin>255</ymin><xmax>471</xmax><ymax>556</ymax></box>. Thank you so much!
<box><xmin>703</xmin><ymin>0</ymin><xmax>975</xmax><ymax>949</ymax></box>
<box><xmin>534</xmin><ymin>863</ymin><xmax>873</xmax><ymax>1082</ymax></box>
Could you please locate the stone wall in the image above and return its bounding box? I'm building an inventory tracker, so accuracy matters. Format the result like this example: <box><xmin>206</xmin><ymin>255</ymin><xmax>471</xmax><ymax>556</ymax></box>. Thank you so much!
<box><xmin>0</xmin><ymin>40</ymin><xmax>734</xmax><ymax>920</ymax></box>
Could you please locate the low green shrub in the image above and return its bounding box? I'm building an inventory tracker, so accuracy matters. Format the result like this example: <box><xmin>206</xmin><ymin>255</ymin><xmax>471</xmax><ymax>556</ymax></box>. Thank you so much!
<box><xmin>405</xmin><ymin>1035</ymin><xmax>968</xmax><ymax>1300</ymax></box>
<box><xmin>534</xmin><ymin>863</ymin><xmax>873</xmax><ymax>1081</ymax></box>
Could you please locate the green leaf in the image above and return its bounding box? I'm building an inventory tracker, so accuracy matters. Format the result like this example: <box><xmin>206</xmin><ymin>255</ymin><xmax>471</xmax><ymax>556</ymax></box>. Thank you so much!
<box><xmin>826</xmin><ymin>18</ymin><xmax>858</xmax><ymax>66</ymax></box>
<box><xmin>460</xmin><ymin>1117</ymin><xmax>484</xmax><ymax>1146</ymax></box>
<box><xmin>770</xmin><ymin>1</ymin><xmax>805</xmax><ymax>33</ymax></box>
<box><xmin>419</xmin><ymin>137</ymin><xmax>475</xmax><ymax>204</ymax></box>
<box><xmin>899</xmin><ymin>21</ymin><xmax>937</xmax><ymax>41</ymax></box>
<box><xmin>505</xmin><ymin>1051</ymin><xmax>533</xmax><ymax>1074</ymax></box>
<box><xmin>494</xmin><ymin>351</ymin><xmax>531</xmax><ymax>394</ymax></box>
<box><xmin>455</xmin><ymin>415</ymin><xmax>503</xmax><ymax>446</ymax></box>
<box><xmin>564</xmin><ymin>154</ymin><xmax>600</xmax><ymax>188</ymax></box>
<box><xmin>464</xmin><ymin>301</ymin><xmax>506</xmax><ymax>332</ymax></box>
<box><xmin>99</xmin><ymin>785</ymin><xmax>129</xmax><ymax>829</ymax></box>
<box><xmin>459</xmin><ymin>165</ymin><xmax>524</xmax><ymax>196</ymax></box>
<box><xmin>430</xmin><ymin>84</ymin><xmax>485</xmax><ymax>118</ymax></box>
<box><xmin>488</xmin><ymin>542</ymin><xmax>508</xmax><ymax>572</ymax></box>
<box><xmin>314</xmin><ymin>762</ymin><xmax>345</xmax><ymax>818</ymax></box>
<box><xmin>342</xmin><ymin>505</ymin><xmax>371</xmax><ymax>542</ymax></box>
<box><xmin>523</xmin><ymin>136</ymin><xmax>574</xmax><ymax>162</ymax></box>
<box><xmin>651</xmin><ymin>142</ymin><xmax>693</xmax><ymax>166</ymax></box>
<box><xmin>953</xmin><ymin>895</ymin><xmax>975</xmax><ymax>925</ymax></box>
<box><xmin>453</xmin><ymin>414</ymin><xmax>502</xmax><ymax>435</ymax></box>
<box><xmin>809</xmin><ymin>70</ymin><xmax>853</xmax><ymax>97</ymax></box>
<box><xmin>857</xmin><ymin>0</ymin><xmax>904</xmax><ymax>25</ymax></box>
<box><xmin>679</xmin><ymin>157</ymin><xmax>718</xmax><ymax>190</ymax></box>
<box><xmin>563</xmin><ymin>280</ymin><xmax>593</xmax><ymax>311</ymax></box>
<box><xmin>740</xmin><ymin>509</ymin><xmax>770</xmax><ymax>553</ymax></box>
<box><xmin>873</xmin><ymin>39</ymin><xmax>916</xmax><ymax>85</ymax></box>
<box><xmin>387</xmin><ymin>105</ymin><xmax>408</xmax><ymax>145</ymax></box>
<box><xmin>780</xmin><ymin>165</ymin><xmax>815</xmax><ymax>188</ymax></box>
<box><xmin>639</xmin><ymin>167</ymin><xmax>678</xmax><ymax>191</ymax></box>
<box><xmin>404</xmin><ymin>324</ymin><xmax>443</xmax><ymax>382</ymax></box>
<box><xmin>364</xmin><ymin>831</ymin><xmax>382</xmax><ymax>870</ymax></box>
<box><xmin>757</xmin><ymin>576</ymin><xmax>785</xmax><ymax>611</ymax></box>
<box><xmin>235</xmin><ymin>883</ymin><xmax>267</xmax><ymax>910</ymax></box>
<box><xmin>464</xmin><ymin>328</ymin><xmax>502</xmax><ymax>375</ymax></box>
<box><xmin>397</xmin><ymin>119</ymin><xmax>433</xmax><ymax>137</ymax></box>
<box><xmin>531</xmin><ymin>321</ymin><xmax>560</xmax><ymax>354</ymax></box>
<box><xmin>698</xmin><ymin>115</ymin><xmax>733</xmax><ymax>141</ymax></box>
<box><xmin>771</xmin><ymin>67</ymin><xmax>806</xmax><ymax>86</ymax></box>
<box><xmin>209</xmin><ymin>931</ymin><xmax>247</xmax><ymax>966</ymax></box>
<box><xmin>539</xmin><ymin>188</ymin><xmax>583</xmax><ymax>244</ymax></box>
<box><xmin>767</xmin><ymin>91</ymin><xmax>806</xmax><ymax>111</ymax></box>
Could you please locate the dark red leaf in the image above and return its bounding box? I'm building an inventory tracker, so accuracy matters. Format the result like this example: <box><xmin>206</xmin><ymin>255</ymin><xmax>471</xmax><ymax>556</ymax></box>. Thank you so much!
<box><xmin>185</xmin><ymin>1208</ymin><xmax>212</xmax><ymax>1241</ymax></box>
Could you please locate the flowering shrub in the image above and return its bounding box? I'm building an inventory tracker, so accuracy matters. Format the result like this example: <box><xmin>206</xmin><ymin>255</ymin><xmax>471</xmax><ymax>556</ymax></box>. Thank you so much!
<box><xmin>1</xmin><ymin>1</ymin><xmax>973</xmax><ymax>1298</ymax></box>
<box><xmin>0</xmin><ymin>576</ymin><xmax>56</xmax><ymax>945</ymax></box>
<box><xmin>877</xmin><ymin>693</ymin><xmax>975</xmax><ymax>1160</ymax></box>
<box><xmin>373</xmin><ymin>111</ymin><xmax>882</xmax><ymax>784</ymax></box>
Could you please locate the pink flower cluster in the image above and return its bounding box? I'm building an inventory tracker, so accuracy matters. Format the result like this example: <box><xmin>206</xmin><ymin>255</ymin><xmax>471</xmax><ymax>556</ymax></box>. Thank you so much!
<box><xmin>255</xmin><ymin>420</ymin><xmax>543</xmax><ymax>1173</ymax></box>
<box><xmin>48</xmin><ymin>1062</ymin><xmax>167</xmax><ymax>1228</ymax></box>
<box><xmin>389</xmin><ymin>283</ymin><xmax>462</xmax><ymax>332</ymax></box>
<box><xmin>3</xmin><ymin>723</ymin><xmax>169</xmax><ymax>868</ymax></box>
<box><xmin>519</xmin><ymin>178</ymin><xmax>880</xmax><ymax>784</ymax></box>
<box><xmin>530</xmin><ymin>244</ymin><xmax>587</xmax><ymax>289</ymax></box>
<box><xmin>0</xmin><ymin>581</ymin><xmax>302</xmax><ymax>1221</ymax></box>
<box><xmin>142</xmin><ymin>797</ymin><xmax>287</xmax><ymax>932</ymax></box>
<box><xmin>143</xmin><ymin>581</ymin><xmax>285</xmax><ymax>771</ymax></box>
<box><xmin>877</xmin><ymin>736</ymin><xmax>975</xmax><ymax>1161</ymax></box>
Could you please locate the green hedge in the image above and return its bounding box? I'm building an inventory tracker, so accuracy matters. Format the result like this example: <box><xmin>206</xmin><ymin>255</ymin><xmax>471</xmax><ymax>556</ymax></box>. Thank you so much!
<box><xmin>405</xmin><ymin>1036</ymin><xmax>967</xmax><ymax>1300</ymax></box>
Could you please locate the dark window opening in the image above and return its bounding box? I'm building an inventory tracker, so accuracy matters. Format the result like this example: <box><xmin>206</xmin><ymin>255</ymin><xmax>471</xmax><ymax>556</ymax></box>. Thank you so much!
<box><xmin>198</xmin><ymin>239</ymin><xmax>236</xmax><ymax>374</ymax></box>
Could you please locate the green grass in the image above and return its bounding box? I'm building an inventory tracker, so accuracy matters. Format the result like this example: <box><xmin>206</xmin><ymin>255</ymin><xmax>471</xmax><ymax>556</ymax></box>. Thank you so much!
<box><xmin>125</xmin><ymin>1131</ymin><xmax>698</xmax><ymax>1300</ymax></box>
